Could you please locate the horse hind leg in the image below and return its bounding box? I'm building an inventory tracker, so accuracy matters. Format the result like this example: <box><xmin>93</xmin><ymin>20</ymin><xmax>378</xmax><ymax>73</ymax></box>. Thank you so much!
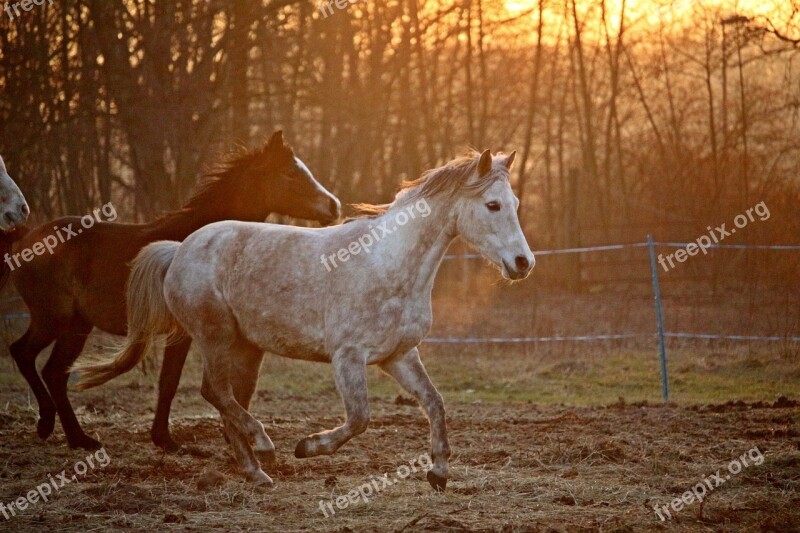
<box><xmin>41</xmin><ymin>318</ymin><xmax>98</xmax><ymax>450</ymax></box>
<box><xmin>230</xmin><ymin>345</ymin><xmax>276</xmax><ymax>473</ymax></box>
<box><xmin>198</xmin><ymin>342</ymin><xmax>272</xmax><ymax>485</ymax></box>
<box><xmin>10</xmin><ymin>318</ymin><xmax>58</xmax><ymax>440</ymax></box>
<box><xmin>220</xmin><ymin>419</ymin><xmax>271</xmax><ymax>486</ymax></box>
<box><xmin>151</xmin><ymin>337</ymin><xmax>192</xmax><ymax>452</ymax></box>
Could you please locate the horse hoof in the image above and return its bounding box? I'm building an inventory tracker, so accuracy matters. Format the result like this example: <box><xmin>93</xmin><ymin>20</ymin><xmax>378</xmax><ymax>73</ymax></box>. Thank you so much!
<box><xmin>427</xmin><ymin>471</ymin><xmax>447</xmax><ymax>492</ymax></box>
<box><xmin>68</xmin><ymin>434</ymin><xmax>102</xmax><ymax>451</ymax></box>
<box><xmin>294</xmin><ymin>438</ymin><xmax>313</xmax><ymax>459</ymax></box>
<box><xmin>152</xmin><ymin>434</ymin><xmax>182</xmax><ymax>454</ymax></box>
<box><xmin>248</xmin><ymin>470</ymin><xmax>274</xmax><ymax>487</ymax></box>
<box><xmin>37</xmin><ymin>417</ymin><xmax>55</xmax><ymax>440</ymax></box>
<box><xmin>256</xmin><ymin>449</ymin><xmax>278</xmax><ymax>473</ymax></box>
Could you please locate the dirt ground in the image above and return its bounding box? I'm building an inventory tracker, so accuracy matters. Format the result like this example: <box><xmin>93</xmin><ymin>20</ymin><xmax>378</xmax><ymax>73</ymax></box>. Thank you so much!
<box><xmin>0</xmin><ymin>346</ymin><xmax>798</xmax><ymax>533</ymax></box>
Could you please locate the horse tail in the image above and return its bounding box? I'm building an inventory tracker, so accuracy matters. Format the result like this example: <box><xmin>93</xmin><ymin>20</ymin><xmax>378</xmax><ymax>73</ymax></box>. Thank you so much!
<box><xmin>0</xmin><ymin>225</ymin><xmax>30</xmax><ymax>288</ymax></box>
<box><xmin>73</xmin><ymin>241</ymin><xmax>183</xmax><ymax>390</ymax></box>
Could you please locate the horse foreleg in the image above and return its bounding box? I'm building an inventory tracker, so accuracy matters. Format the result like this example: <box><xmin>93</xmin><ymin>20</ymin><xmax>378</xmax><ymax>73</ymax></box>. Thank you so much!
<box><xmin>295</xmin><ymin>348</ymin><xmax>369</xmax><ymax>458</ymax></box>
<box><xmin>151</xmin><ymin>337</ymin><xmax>192</xmax><ymax>452</ymax></box>
<box><xmin>10</xmin><ymin>320</ymin><xmax>58</xmax><ymax>440</ymax></box>
<box><xmin>380</xmin><ymin>347</ymin><xmax>450</xmax><ymax>491</ymax></box>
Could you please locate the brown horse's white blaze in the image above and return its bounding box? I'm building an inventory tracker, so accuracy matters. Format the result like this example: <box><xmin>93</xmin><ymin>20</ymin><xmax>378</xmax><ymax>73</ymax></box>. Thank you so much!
<box><xmin>0</xmin><ymin>156</ymin><xmax>30</xmax><ymax>231</ymax></box>
<box><xmin>75</xmin><ymin>149</ymin><xmax>534</xmax><ymax>489</ymax></box>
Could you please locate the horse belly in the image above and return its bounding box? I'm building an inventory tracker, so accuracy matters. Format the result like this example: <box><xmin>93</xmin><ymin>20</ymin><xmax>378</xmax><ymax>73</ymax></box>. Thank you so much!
<box><xmin>237</xmin><ymin>312</ymin><xmax>328</xmax><ymax>362</ymax></box>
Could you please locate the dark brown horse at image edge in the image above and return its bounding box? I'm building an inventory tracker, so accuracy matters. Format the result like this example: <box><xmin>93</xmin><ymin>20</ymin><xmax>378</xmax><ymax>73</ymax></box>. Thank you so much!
<box><xmin>0</xmin><ymin>131</ymin><xmax>340</xmax><ymax>451</ymax></box>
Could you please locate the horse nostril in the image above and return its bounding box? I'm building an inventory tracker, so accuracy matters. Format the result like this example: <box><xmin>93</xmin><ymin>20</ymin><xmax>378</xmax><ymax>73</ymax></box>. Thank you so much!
<box><xmin>515</xmin><ymin>255</ymin><xmax>530</xmax><ymax>272</ymax></box>
<box><xmin>19</xmin><ymin>204</ymin><xmax>29</xmax><ymax>217</ymax></box>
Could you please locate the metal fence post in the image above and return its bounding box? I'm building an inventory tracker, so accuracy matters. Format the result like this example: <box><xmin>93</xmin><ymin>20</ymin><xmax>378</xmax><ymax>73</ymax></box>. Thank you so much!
<box><xmin>647</xmin><ymin>235</ymin><xmax>669</xmax><ymax>402</ymax></box>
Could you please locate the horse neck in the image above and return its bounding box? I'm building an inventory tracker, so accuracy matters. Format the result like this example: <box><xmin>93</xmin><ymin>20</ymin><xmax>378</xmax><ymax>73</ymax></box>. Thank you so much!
<box><xmin>143</xmin><ymin>204</ymin><xmax>249</xmax><ymax>241</ymax></box>
<box><xmin>373</xmin><ymin>196</ymin><xmax>457</xmax><ymax>294</ymax></box>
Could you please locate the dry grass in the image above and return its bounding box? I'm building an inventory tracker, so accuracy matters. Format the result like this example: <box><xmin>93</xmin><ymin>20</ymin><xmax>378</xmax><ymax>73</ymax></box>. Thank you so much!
<box><xmin>0</xmin><ymin>270</ymin><xmax>798</xmax><ymax>531</ymax></box>
<box><xmin>0</xmin><ymin>345</ymin><xmax>798</xmax><ymax>532</ymax></box>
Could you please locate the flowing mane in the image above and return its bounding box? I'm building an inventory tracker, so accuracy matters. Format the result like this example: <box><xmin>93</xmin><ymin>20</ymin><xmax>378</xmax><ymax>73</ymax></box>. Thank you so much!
<box><xmin>350</xmin><ymin>150</ymin><xmax>509</xmax><ymax>219</ymax></box>
<box><xmin>148</xmin><ymin>142</ymin><xmax>284</xmax><ymax>229</ymax></box>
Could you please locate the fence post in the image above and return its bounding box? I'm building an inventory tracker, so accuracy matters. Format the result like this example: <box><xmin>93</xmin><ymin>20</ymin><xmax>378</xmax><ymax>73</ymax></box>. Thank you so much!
<box><xmin>647</xmin><ymin>235</ymin><xmax>669</xmax><ymax>402</ymax></box>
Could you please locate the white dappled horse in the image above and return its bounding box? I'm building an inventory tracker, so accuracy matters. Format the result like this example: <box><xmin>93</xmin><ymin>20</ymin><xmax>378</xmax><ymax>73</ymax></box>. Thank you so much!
<box><xmin>77</xmin><ymin>149</ymin><xmax>535</xmax><ymax>489</ymax></box>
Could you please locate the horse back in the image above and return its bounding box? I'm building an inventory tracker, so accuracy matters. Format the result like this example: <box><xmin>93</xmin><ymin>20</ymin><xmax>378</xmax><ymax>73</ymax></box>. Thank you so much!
<box><xmin>11</xmin><ymin>217</ymin><xmax>158</xmax><ymax>334</ymax></box>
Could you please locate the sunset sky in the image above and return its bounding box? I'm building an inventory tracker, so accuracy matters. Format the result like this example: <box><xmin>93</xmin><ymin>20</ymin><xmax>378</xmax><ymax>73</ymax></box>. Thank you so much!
<box><xmin>504</xmin><ymin>0</ymin><xmax>795</xmax><ymax>28</ymax></box>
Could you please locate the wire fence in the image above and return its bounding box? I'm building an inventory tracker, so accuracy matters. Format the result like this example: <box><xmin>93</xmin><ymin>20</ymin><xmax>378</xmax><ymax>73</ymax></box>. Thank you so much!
<box><xmin>2</xmin><ymin>236</ymin><xmax>799</xmax><ymax>401</ymax></box>
<box><xmin>431</xmin><ymin>236</ymin><xmax>800</xmax><ymax>401</ymax></box>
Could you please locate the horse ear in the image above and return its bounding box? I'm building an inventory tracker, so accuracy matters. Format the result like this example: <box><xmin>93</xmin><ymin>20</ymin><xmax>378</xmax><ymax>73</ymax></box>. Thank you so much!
<box><xmin>477</xmin><ymin>149</ymin><xmax>493</xmax><ymax>177</ymax></box>
<box><xmin>504</xmin><ymin>151</ymin><xmax>517</xmax><ymax>170</ymax></box>
<box><xmin>267</xmin><ymin>130</ymin><xmax>284</xmax><ymax>148</ymax></box>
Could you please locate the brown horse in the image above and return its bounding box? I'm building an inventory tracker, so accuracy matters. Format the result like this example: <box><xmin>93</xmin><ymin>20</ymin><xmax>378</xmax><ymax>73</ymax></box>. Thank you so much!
<box><xmin>3</xmin><ymin>131</ymin><xmax>340</xmax><ymax>451</ymax></box>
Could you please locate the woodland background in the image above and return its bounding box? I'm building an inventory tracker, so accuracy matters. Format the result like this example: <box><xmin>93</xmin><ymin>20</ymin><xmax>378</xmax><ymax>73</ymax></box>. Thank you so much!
<box><xmin>1</xmin><ymin>0</ymin><xmax>799</xmax><ymax>288</ymax></box>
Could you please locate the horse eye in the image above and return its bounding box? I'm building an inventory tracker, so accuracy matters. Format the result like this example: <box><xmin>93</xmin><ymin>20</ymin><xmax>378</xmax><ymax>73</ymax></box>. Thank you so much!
<box><xmin>486</xmin><ymin>201</ymin><xmax>501</xmax><ymax>212</ymax></box>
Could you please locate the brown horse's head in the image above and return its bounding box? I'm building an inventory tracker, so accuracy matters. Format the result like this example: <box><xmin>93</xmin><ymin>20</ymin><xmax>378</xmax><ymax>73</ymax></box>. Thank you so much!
<box><xmin>201</xmin><ymin>131</ymin><xmax>340</xmax><ymax>225</ymax></box>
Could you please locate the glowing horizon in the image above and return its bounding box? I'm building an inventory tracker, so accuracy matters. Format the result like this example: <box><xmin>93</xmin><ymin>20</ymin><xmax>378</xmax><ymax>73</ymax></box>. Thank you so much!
<box><xmin>504</xmin><ymin>0</ymin><xmax>795</xmax><ymax>30</ymax></box>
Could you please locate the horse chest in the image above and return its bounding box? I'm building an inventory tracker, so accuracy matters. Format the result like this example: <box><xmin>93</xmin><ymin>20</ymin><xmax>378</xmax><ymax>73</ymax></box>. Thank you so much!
<box><xmin>331</xmin><ymin>295</ymin><xmax>431</xmax><ymax>360</ymax></box>
<box><xmin>383</xmin><ymin>300</ymin><xmax>432</xmax><ymax>355</ymax></box>
<box><xmin>400</xmin><ymin>300</ymin><xmax>432</xmax><ymax>334</ymax></box>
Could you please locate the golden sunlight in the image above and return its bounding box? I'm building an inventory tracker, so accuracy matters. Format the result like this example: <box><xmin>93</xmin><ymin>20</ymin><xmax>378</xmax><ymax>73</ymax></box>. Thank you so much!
<box><xmin>504</xmin><ymin>0</ymin><xmax>792</xmax><ymax>25</ymax></box>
